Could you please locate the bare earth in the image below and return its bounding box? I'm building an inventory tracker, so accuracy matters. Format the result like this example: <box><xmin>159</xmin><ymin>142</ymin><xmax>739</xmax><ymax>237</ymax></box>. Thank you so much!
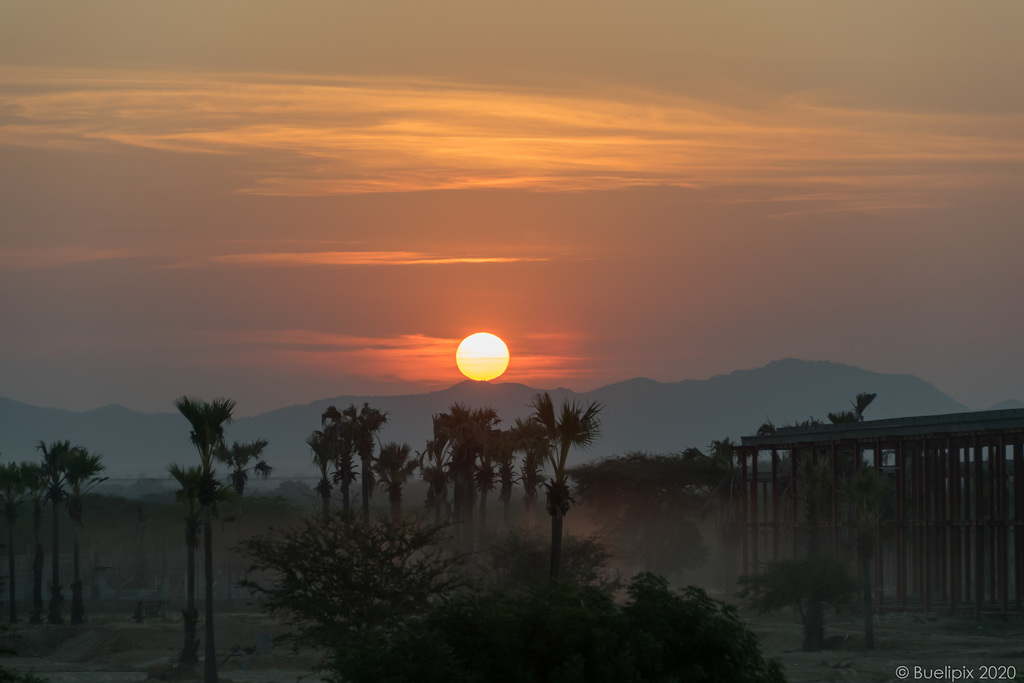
<box><xmin>3</xmin><ymin>608</ymin><xmax>1023</xmax><ymax>683</ymax></box>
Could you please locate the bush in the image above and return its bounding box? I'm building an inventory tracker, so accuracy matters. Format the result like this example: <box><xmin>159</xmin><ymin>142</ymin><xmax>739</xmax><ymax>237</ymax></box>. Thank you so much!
<box><xmin>334</xmin><ymin>573</ymin><xmax>786</xmax><ymax>683</ymax></box>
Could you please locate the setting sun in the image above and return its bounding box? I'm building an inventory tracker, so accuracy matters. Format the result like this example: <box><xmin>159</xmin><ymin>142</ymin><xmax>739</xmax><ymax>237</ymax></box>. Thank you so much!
<box><xmin>455</xmin><ymin>333</ymin><xmax>509</xmax><ymax>381</ymax></box>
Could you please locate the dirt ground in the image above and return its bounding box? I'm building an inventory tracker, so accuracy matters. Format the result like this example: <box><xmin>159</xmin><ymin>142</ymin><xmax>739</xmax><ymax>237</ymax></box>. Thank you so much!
<box><xmin>2</xmin><ymin>607</ymin><xmax>1023</xmax><ymax>683</ymax></box>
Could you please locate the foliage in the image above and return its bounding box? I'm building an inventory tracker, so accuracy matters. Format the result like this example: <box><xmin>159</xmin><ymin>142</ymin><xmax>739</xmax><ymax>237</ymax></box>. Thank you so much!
<box><xmin>569</xmin><ymin>452</ymin><xmax>717</xmax><ymax>578</ymax></box>
<box><xmin>485</xmin><ymin>530</ymin><xmax>621</xmax><ymax>592</ymax></box>
<box><xmin>736</xmin><ymin>554</ymin><xmax>856</xmax><ymax>641</ymax></box>
<box><xmin>334</xmin><ymin>573</ymin><xmax>786</xmax><ymax>683</ymax></box>
<box><xmin>240</xmin><ymin>513</ymin><xmax>464</xmax><ymax>646</ymax></box>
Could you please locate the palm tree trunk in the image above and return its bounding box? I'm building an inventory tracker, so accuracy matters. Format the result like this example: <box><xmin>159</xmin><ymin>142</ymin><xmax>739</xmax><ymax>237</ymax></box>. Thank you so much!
<box><xmin>502</xmin><ymin>488</ymin><xmax>512</xmax><ymax>531</ymax></box>
<box><xmin>478</xmin><ymin>488</ymin><xmax>488</xmax><ymax>539</ymax></box>
<box><xmin>31</xmin><ymin>504</ymin><xmax>43</xmax><ymax>624</ymax></box>
<box><xmin>550</xmin><ymin>505</ymin><xmax>563</xmax><ymax>579</ymax></box>
<box><xmin>321</xmin><ymin>489</ymin><xmax>330</xmax><ymax>523</ymax></box>
<box><xmin>361</xmin><ymin>454</ymin><xmax>371</xmax><ymax>524</ymax></box>
<box><xmin>7</xmin><ymin>521</ymin><xmax>16</xmax><ymax>624</ymax></box>
<box><xmin>203</xmin><ymin>504</ymin><xmax>217</xmax><ymax>683</ymax></box>
<box><xmin>861</xmin><ymin>545</ymin><xmax>874</xmax><ymax>649</ymax></box>
<box><xmin>341</xmin><ymin>474</ymin><xmax>351</xmax><ymax>517</ymax></box>
<box><xmin>390</xmin><ymin>489</ymin><xmax>401</xmax><ymax>524</ymax></box>
<box><xmin>48</xmin><ymin>497</ymin><xmax>62</xmax><ymax>624</ymax></box>
<box><xmin>71</xmin><ymin>524</ymin><xmax>83</xmax><ymax>624</ymax></box>
<box><xmin>180</xmin><ymin>519</ymin><xmax>199</xmax><ymax>667</ymax></box>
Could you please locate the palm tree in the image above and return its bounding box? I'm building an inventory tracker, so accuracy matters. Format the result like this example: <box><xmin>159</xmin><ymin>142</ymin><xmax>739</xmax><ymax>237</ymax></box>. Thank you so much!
<box><xmin>848</xmin><ymin>466</ymin><xmax>890</xmax><ymax>649</ymax></box>
<box><xmin>493</xmin><ymin>429</ymin><xmax>518</xmax><ymax>531</ymax></box>
<box><xmin>321</xmin><ymin>406</ymin><xmax>357</xmax><ymax>516</ymax></box>
<box><xmin>38</xmin><ymin>439</ymin><xmax>76</xmax><ymax>624</ymax></box>
<box><xmin>175</xmin><ymin>395</ymin><xmax>235</xmax><ymax>683</ymax></box>
<box><xmin>307</xmin><ymin>430</ymin><xmax>334</xmax><ymax>522</ymax></box>
<box><xmin>373</xmin><ymin>442</ymin><xmax>418</xmax><ymax>523</ymax></box>
<box><xmin>418</xmin><ymin>415</ymin><xmax>452</xmax><ymax>526</ymax></box>
<box><xmin>21</xmin><ymin>463</ymin><xmax>46</xmax><ymax>623</ymax></box>
<box><xmin>438</xmin><ymin>404</ymin><xmax>500</xmax><ymax>550</ymax></box>
<box><xmin>63</xmin><ymin>448</ymin><xmax>105</xmax><ymax>624</ymax></box>
<box><xmin>511</xmin><ymin>418</ymin><xmax>548</xmax><ymax>531</ymax></box>
<box><xmin>215</xmin><ymin>438</ymin><xmax>271</xmax><ymax>574</ymax></box>
<box><xmin>828</xmin><ymin>392</ymin><xmax>877</xmax><ymax>424</ymax></box>
<box><xmin>344</xmin><ymin>403</ymin><xmax>388</xmax><ymax>525</ymax></box>
<box><xmin>529</xmin><ymin>392</ymin><xmax>602</xmax><ymax>579</ymax></box>
<box><xmin>169</xmin><ymin>464</ymin><xmax>204</xmax><ymax>667</ymax></box>
<box><xmin>0</xmin><ymin>462</ymin><xmax>26</xmax><ymax>624</ymax></box>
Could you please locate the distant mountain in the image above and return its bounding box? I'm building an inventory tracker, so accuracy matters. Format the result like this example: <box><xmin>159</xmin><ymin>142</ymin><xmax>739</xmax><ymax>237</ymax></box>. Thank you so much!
<box><xmin>0</xmin><ymin>359</ymin><xmax>971</xmax><ymax>479</ymax></box>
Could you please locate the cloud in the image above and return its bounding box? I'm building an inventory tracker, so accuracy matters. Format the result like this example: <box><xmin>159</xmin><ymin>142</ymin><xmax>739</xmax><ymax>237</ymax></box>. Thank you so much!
<box><xmin>203</xmin><ymin>251</ymin><xmax>547</xmax><ymax>267</ymax></box>
<box><xmin>0</xmin><ymin>245</ymin><xmax>143</xmax><ymax>270</ymax></box>
<box><xmin>3</xmin><ymin>67</ymin><xmax>1022</xmax><ymax>210</ymax></box>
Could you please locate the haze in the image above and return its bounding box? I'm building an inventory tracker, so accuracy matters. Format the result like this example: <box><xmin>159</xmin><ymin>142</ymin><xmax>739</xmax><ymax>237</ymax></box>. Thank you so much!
<box><xmin>2</xmin><ymin>1</ymin><xmax>1022</xmax><ymax>416</ymax></box>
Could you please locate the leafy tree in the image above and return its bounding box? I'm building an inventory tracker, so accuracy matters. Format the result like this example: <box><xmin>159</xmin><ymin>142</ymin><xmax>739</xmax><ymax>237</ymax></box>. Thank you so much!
<box><xmin>373</xmin><ymin>442</ymin><xmax>418</xmax><ymax>523</ymax></box>
<box><xmin>240</xmin><ymin>514</ymin><xmax>464</xmax><ymax>650</ymax></box>
<box><xmin>337</xmin><ymin>573</ymin><xmax>785</xmax><ymax>683</ymax></box>
<box><xmin>486</xmin><ymin>530</ymin><xmax>620</xmax><ymax>592</ymax></box>
<box><xmin>63</xmin><ymin>448</ymin><xmax>106</xmax><ymax>624</ymax></box>
<box><xmin>570</xmin><ymin>451</ymin><xmax>715</xmax><ymax>579</ymax></box>
<box><xmin>737</xmin><ymin>553</ymin><xmax>856</xmax><ymax>650</ymax></box>
<box><xmin>38</xmin><ymin>439</ymin><xmax>77</xmax><ymax>624</ymax></box>
<box><xmin>529</xmin><ymin>393</ymin><xmax>602</xmax><ymax>579</ymax></box>
<box><xmin>175</xmin><ymin>395</ymin><xmax>235</xmax><ymax>683</ymax></box>
<box><xmin>848</xmin><ymin>466</ymin><xmax>890</xmax><ymax>649</ymax></box>
<box><xmin>0</xmin><ymin>462</ymin><xmax>26</xmax><ymax>624</ymax></box>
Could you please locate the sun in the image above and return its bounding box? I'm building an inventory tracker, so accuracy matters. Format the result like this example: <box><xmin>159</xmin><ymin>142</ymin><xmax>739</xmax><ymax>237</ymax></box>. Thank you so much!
<box><xmin>456</xmin><ymin>333</ymin><xmax>510</xmax><ymax>381</ymax></box>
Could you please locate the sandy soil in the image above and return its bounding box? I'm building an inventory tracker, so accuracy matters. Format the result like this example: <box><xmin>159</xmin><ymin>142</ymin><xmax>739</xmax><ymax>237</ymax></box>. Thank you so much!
<box><xmin>2</xmin><ymin>607</ymin><xmax>1023</xmax><ymax>683</ymax></box>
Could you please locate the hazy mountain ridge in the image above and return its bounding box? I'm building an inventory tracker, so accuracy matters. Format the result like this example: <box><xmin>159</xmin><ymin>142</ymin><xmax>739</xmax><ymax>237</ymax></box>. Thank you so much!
<box><xmin>0</xmin><ymin>359</ymin><xmax>976</xmax><ymax>478</ymax></box>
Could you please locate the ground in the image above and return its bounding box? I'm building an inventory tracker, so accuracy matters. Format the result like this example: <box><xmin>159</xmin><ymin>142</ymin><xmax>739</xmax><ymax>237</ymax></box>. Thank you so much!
<box><xmin>2</xmin><ymin>607</ymin><xmax>1023</xmax><ymax>682</ymax></box>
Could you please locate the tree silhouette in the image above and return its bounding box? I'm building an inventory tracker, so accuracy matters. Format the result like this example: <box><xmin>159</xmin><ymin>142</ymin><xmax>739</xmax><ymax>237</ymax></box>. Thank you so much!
<box><xmin>64</xmin><ymin>448</ymin><xmax>105</xmax><ymax>624</ymax></box>
<box><xmin>0</xmin><ymin>461</ymin><xmax>27</xmax><ymax>624</ymax></box>
<box><xmin>848</xmin><ymin>466</ymin><xmax>890</xmax><ymax>649</ymax></box>
<box><xmin>418</xmin><ymin>414</ymin><xmax>451</xmax><ymax>526</ymax></box>
<box><xmin>344</xmin><ymin>403</ymin><xmax>388</xmax><ymax>525</ymax></box>
<box><xmin>38</xmin><ymin>439</ymin><xmax>77</xmax><ymax>624</ymax></box>
<box><xmin>175</xmin><ymin>395</ymin><xmax>235</xmax><ymax>683</ymax></box>
<box><xmin>20</xmin><ymin>463</ymin><xmax>45</xmax><ymax>624</ymax></box>
<box><xmin>373</xmin><ymin>442</ymin><xmax>418</xmax><ymax>523</ymax></box>
<box><xmin>169</xmin><ymin>464</ymin><xmax>203</xmax><ymax>667</ymax></box>
<box><xmin>529</xmin><ymin>392</ymin><xmax>602</xmax><ymax>579</ymax></box>
<box><xmin>511</xmin><ymin>417</ymin><xmax>548</xmax><ymax>531</ymax></box>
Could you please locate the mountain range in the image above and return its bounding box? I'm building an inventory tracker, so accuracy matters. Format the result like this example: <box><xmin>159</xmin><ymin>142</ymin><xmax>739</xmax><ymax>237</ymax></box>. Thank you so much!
<box><xmin>1</xmin><ymin>358</ymin><xmax>1013</xmax><ymax>481</ymax></box>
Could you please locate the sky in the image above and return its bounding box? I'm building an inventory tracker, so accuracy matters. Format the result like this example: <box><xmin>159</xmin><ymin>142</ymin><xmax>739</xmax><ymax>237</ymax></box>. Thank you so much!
<box><xmin>1</xmin><ymin>1</ymin><xmax>1023</xmax><ymax>416</ymax></box>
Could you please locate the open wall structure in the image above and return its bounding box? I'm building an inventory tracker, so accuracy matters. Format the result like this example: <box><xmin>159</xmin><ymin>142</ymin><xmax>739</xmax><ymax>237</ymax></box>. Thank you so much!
<box><xmin>738</xmin><ymin>409</ymin><xmax>1024</xmax><ymax>616</ymax></box>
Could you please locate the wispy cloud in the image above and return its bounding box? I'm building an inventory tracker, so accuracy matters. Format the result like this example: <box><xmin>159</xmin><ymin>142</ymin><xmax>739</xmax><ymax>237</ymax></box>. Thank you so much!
<box><xmin>3</xmin><ymin>67</ymin><xmax>1022</xmax><ymax>209</ymax></box>
<box><xmin>204</xmin><ymin>251</ymin><xmax>547</xmax><ymax>267</ymax></box>
<box><xmin>0</xmin><ymin>245</ymin><xmax>143</xmax><ymax>270</ymax></box>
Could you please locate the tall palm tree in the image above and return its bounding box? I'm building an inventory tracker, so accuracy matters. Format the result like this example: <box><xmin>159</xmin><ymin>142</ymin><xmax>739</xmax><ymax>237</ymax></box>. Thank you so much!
<box><xmin>439</xmin><ymin>404</ymin><xmax>501</xmax><ymax>550</ymax></box>
<box><xmin>418</xmin><ymin>415</ymin><xmax>452</xmax><ymax>526</ymax></box>
<box><xmin>343</xmin><ymin>403</ymin><xmax>388</xmax><ymax>525</ymax></box>
<box><xmin>848</xmin><ymin>466</ymin><xmax>890</xmax><ymax>649</ymax></box>
<box><xmin>373</xmin><ymin>442</ymin><xmax>418</xmax><ymax>523</ymax></box>
<box><xmin>493</xmin><ymin>429</ymin><xmax>518</xmax><ymax>531</ymax></box>
<box><xmin>169</xmin><ymin>464</ymin><xmax>204</xmax><ymax>667</ymax></box>
<box><xmin>529</xmin><ymin>392</ymin><xmax>602</xmax><ymax>579</ymax></box>
<box><xmin>38</xmin><ymin>439</ymin><xmax>77</xmax><ymax>624</ymax></box>
<box><xmin>63</xmin><ymin>448</ymin><xmax>105</xmax><ymax>624</ymax></box>
<box><xmin>0</xmin><ymin>461</ymin><xmax>27</xmax><ymax>624</ymax></box>
<box><xmin>21</xmin><ymin>463</ymin><xmax>46</xmax><ymax>623</ymax></box>
<box><xmin>321</xmin><ymin>406</ymin><xmax>357</xmax><ymax>515</ymax></box>
<box><xmin>511</xmin><ymin>417</ymin><xmax>548</xmax><ymax>531</ymax></box>
<box><xmin>175</xmin><ymin>395</ymin><xmax>235</xmax><ymax>683</ymax></box>
<box><xmin>307</xmin><ymin>430</ymin><xmax>334</xmax><ymax>522</ymax></box>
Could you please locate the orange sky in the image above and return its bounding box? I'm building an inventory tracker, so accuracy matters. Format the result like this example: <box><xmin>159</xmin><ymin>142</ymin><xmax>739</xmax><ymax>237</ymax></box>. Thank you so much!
<box><xmin>1</xmin><ymin>1</ymin><xmax>1023</xmax><ymax>415</ymax></box>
